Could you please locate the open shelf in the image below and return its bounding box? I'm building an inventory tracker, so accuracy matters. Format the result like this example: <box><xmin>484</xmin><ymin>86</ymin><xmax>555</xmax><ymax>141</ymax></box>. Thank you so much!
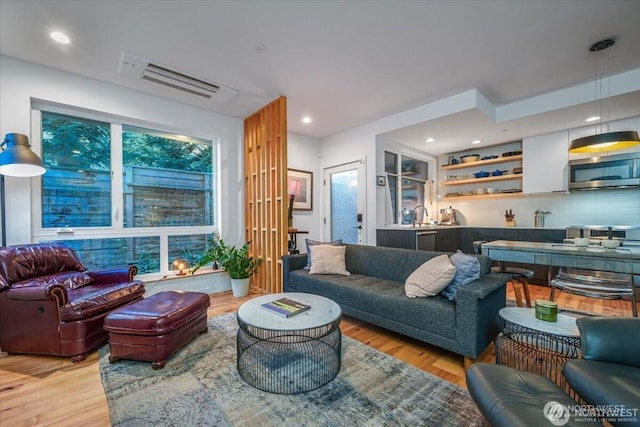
<box><xmin>441</xmin><ymin>154</ymin><xmax>522</xmax><ymax>170</ymax></box>
<box><xmin>441</xmin><ymin>173</ymin><xmax>522</xmax><ymax>186</ymax></box>
<box><xmin>441</xmin><ymin>191</ymin><xmax>524</xmax><ymax>201</ymax></box>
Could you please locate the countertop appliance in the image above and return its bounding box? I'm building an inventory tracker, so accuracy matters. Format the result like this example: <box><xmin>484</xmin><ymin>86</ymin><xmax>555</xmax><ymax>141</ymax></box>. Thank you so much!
<box><xmin>440</xmin><ymin>206</ymin><xmax>458</xmax><ymax>225</ymax></box>
<box><xmin>569</xmin><ymin>152</ymin><xmax>640</xmax><ymax>191</ymax></box>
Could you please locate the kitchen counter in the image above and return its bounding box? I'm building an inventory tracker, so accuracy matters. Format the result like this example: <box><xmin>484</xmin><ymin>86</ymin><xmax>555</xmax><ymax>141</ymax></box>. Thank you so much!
<box><xmin>379</xmin><ymin>225</ymin><xmax>566</xmax><ymax>230</ymax></box>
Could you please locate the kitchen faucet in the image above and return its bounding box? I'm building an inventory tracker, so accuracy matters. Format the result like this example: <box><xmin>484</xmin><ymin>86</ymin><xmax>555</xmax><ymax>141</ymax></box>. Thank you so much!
<box><xmin>412</xmin><ymin>205</ymin><xmax>428</xmax><ymax>227</ymax></box>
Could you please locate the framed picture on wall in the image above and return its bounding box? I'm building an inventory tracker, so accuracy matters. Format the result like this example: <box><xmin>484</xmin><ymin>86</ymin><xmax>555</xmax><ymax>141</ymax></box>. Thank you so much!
<box><xmin>287</xmin><ymin>169</ymin><xmax>313</xmax><ymax>210</ymax></box>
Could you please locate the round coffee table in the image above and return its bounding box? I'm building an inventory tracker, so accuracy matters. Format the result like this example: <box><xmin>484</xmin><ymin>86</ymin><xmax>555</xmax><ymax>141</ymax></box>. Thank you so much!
<box><xmin>496</xmin><ymin>307</ymin><xmax>581</xmax><ymax>394</ymax></box>
<box><xmin>236</xmin><ymin>292</ymin><xmax>342</xmax><ymax>394</ymax></box>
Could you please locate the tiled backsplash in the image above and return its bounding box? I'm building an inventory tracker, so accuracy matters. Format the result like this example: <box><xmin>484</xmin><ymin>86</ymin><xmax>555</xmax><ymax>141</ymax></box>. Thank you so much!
<box><xmin>444</xmin><ymin>189</ymin><xmax>640</xmax><ymax>228</ymax></box>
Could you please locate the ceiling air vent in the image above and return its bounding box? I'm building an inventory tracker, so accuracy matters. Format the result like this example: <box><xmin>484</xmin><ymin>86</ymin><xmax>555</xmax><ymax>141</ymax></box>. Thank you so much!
<box><xmin>142</xmin><ymin>63</ymin><xmax>218</xmax><ymax>99</ymax></box>
<box><xmin>118</xmin><ymin>53</ymin><xmax>239</xmax><ymax>105</ymax></box>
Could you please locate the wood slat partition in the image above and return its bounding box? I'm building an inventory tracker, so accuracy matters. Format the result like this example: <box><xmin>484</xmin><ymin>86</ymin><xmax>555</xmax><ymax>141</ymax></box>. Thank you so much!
<box><xmin>244</xmin><ymin>96</ymin><xmax>288</xmax><ymax>293</ymax></box>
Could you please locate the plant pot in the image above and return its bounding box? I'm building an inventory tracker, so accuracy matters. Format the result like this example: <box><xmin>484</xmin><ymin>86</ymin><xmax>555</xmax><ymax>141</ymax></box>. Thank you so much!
<box><xmin>230</xmin><ymin>278</ymin><xmax>250</xmax><ymax>297</ymax></box>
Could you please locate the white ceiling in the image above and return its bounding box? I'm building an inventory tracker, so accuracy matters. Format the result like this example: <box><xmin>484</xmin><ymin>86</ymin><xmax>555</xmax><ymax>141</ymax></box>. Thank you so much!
<box><xmin>2</xmin><ymin>0</ymin><xmax>640</xmax><ymax>154</ymax></box>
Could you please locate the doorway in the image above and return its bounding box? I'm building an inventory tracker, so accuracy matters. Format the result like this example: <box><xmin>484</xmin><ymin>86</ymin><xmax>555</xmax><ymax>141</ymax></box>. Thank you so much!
<box><xmin>324</xmin><ymin>160</ymin><xmax>366</xmax><ymax>244</ymax></box>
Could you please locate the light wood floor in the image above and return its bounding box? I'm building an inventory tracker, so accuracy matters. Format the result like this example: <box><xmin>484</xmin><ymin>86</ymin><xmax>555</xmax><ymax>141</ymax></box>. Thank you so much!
<box><xmin>0</xmin><ymin>284</ymin><xmax>635</xmax><ymax>427</ymax></box>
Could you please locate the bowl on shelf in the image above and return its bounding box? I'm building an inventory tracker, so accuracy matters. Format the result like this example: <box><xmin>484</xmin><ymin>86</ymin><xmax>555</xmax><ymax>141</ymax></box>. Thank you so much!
<box><xmin>601</xmin><ymin>239</ymin><xmax>621</xmax><ymax>249</ymax></box>
<box><xmin>461</xmin><ymin>154</ymin><xmax>480</xmax><ymax>163</ymax></box>
<box><xmin>487</xmin><ymin>187</ymin><xmax>497</xmax><ymax>194</ymax></box>
<box><xmin>474</xmin><ymin>171</ymin><xmax>490</xmax><ymax>178</ymax></box>
<box><xmin>475</xmin><ymin>188</ymin><xmax>487</xmax><ymax>195</ymax></box>
<box><xmin>491</xmin><ymin>170</ymin><xmax>503</xmax><ymax>176</ymax></box>
<box><xmin>574</xmin><ymin>238</ymin><xmax>591</xmax><ymax>247</ymax></box>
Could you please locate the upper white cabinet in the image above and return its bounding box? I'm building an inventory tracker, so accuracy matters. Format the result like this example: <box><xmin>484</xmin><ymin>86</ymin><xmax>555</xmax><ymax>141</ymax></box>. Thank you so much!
<box><xmin>523</xmin><ymin>130</ymin><xmax>569</xmax><ymax>194</ymax></box>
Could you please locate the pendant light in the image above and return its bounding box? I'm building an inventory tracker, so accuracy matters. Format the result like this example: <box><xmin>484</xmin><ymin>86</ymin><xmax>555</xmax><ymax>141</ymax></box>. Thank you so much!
<box><xmin>568</xmin><ymin>39</ymin><xmax>640</xmax><ymax>154</ymax></box>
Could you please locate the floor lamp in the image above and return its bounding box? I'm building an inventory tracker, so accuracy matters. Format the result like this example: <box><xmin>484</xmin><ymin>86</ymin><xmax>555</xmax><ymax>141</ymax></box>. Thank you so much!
<box><xmin>0</xmin><ymin>133</ymin><xmax>45</xmax><ymax>357</ymax></box>
<box><xmin>0</xmin><ymin>133</ymin><xmax>46</xmax><ymax>245</ymax></box>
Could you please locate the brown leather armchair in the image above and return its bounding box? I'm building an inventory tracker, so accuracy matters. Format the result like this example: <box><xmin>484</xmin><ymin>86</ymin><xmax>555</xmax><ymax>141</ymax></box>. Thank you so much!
<box><xmin>0</xmin><ymin>243</ymin><xmax>145</xmax><ymax>362</ymax></box>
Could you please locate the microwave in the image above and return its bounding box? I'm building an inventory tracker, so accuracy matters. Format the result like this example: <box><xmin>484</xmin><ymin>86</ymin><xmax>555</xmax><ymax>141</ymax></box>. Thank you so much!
<box><xmin>569</xmin><ymin>152</ymin><xmax>640</xmax><ymax>190</ymax></box>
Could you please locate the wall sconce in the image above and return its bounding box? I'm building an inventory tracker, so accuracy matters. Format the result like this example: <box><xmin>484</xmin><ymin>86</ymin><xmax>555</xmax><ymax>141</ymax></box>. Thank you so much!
<box><xmin>171</xmin><ymin>257</ymin><xmax>191</xmax><ymax>276</ymax></box>
<box><xmin>0</xmin><ymin>133</ymin><xmax>47</xmax><ymax>246</ymax></box>
<box><xmin>568</xmin><ymin>39</ymin><xmax>640</xmax><ymax>154</ymax></box>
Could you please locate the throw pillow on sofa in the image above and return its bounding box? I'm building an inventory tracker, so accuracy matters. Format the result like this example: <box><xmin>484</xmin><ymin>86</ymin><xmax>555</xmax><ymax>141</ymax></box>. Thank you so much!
<box><xmin>308</xmin><ymin>244</ymin><xmax>351</xmax><ymax>276</ymax></box>
<box><xmin>441</xmin><ymin>250</ymin><xmax>481</xmax><ymax>301</ymax></box>
<box><xmin>304</xmin><ymin>238</ymin><xmax>342</xmax><ymax>270</ymax></box>
<box><xmin>405</xmin><ymin>254</ymin><xmax>456</xmax><ymax>298</ymax></box>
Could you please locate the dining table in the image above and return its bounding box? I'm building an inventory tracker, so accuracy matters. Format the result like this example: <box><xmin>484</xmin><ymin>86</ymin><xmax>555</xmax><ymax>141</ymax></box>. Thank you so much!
<box><xmin>481</xmin><ymin>240</ymin><xmax>640</xmax><ymax>277</ymax></box>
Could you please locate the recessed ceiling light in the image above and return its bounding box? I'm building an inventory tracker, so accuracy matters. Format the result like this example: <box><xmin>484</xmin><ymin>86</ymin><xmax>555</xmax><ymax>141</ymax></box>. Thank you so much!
<box><xmin>254</xmin><ymin>42</ymin><xmax>266</xmax><ymax>52</ymax></box>
<box><xmin>50</xmin><ymin>31</ymin><xmax>70</xmax><ymax>44</ymax></box>
<box><xmin>425</xmin><ymin>137</ymin><xmax>435</xmax><ymax>143</ymax></box>
<box><xmin>471</xmin><ymin>140</ymin><xmax>482</xmax><ymax>145</ymax></box>
<box><xmin>585</xmin><ymin>116</ymin><xmax>600</xmax><ymax>122</ymax></box>
<box><xmin>301</xmin><ymin>116</ymin><xmax>312</xmax><ymax>124</ymax></box>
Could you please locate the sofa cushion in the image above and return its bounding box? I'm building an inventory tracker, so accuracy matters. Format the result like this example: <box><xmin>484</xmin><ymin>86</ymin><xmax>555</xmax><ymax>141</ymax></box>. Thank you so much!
<box><xmin>441</xmin><ymin>250</ymin><xmax>481</xmax><ymax>301</ymax></box>
<box><xmin>304</xmin><ymin>239</ymin><xmax>342</xmax><ymax>270</ymax></box>
<box><xmin>405</xmin><ymin>254</ymin><xmax>456</xmax><ymax>298</ymax></box>
<box><xmin>59</xmin><ymin>281</ymin><xmax>146</xmax><ymax>321</ymax></box>
<box><xmin>0</xmin><ymin>243</ymin><xmax>86</xmax><ymax>288</ymax></box>
<box><xmin>289</xmin><ymin>270</ymin><xmax>456</xmax><ymax>339</ymax></box>
<box><xmin>12</xmin><ymin>271</ymin><xmax>94</xmax><ymax>290</ymax></box>
<box><xmin>309</xmin><ymin>245</ymin><xmax>350</xmax><ymax>276</ymax></box>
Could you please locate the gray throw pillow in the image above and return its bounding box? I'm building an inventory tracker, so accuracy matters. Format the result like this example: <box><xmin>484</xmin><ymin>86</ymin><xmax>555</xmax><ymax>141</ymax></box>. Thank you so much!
<box><xmin>304</xmin><ymin>239</ymin><xmax>342</xmax><ymax>270</ymax></box>
<box><xmin>441</xmin><ymin>250</ymin><xmax>481</xmax><ymax>300</ymax></box>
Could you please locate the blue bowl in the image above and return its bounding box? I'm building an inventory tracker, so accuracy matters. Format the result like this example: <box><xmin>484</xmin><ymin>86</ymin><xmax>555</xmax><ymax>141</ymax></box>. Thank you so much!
<box><xmin>492</xmin><ymin>170</ymin><xmax>503</xmax><ymax>176</ymax></box>
<box><xmin>474</xmin><ymin>171</ymin><xmax>490</xmax><ymax>178</ymax></box>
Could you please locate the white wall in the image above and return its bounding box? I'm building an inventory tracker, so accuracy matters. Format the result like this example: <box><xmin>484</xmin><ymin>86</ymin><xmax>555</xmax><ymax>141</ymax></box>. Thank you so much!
<box><xmin>320</xmin><ymin>92</ymin><xmax>640</xmax><ymax>242</ymax></box>
<box><xmin>0</xmin><ymin>55</ymin><xmax>245</xmax><ymax>246</ymax></box>
<box><xmin>287</xmin><ymin>131</ymin><xmax>322</xmax><ymax>251</ymax></box>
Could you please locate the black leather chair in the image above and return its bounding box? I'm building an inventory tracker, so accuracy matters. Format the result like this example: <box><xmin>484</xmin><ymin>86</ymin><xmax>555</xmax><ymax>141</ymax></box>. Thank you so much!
<box><xmin>563</xmin><ymin>317</ymin><xmax>640</xmax><ymax>427</ymax></box>
<box><xmin>467</xmin><ymin>316</ymin><xmax>640</xmax><ymax>427</ymax></box>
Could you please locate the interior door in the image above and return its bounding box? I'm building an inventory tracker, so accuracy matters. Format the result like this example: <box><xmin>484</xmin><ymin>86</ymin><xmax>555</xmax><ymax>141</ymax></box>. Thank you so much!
<box><xmin>324</xmin><ymin>160</ymin><xmax>366</xmax><ymax>244</ymax></box>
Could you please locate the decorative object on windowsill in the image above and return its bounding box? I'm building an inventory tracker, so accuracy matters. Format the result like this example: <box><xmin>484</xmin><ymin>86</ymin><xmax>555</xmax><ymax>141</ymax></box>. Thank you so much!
<box><xmin>504</xmin><ymin>209</ymin><xmax>516</xmax><ymax>227</ymax></box>
<box><xmin>171</xmin><ymin>258</ymin><xmax>191</xmax><ymax>276</ymax></box>
<box><xmin>191</xmin><ymin>231</ymin><xmax>225</xmax><ymax>273</ymax></box>
<box><xmin>0</xmin><ymin>133</ymin><xmax>47</xmax><ymax>246</ymax></box>
<box><xmin>568</xmin><ymin>39</ymin><xmax>640</xmax><ymax>154</ymax></box>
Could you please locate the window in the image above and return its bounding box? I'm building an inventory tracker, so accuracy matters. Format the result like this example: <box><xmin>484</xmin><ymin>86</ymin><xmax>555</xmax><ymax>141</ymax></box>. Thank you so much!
<box><xmin>35</xmin><ymin>108</ymin><xmax>217</xmax><ymax>275</ymax></box>
<box><xmin>385</xmin><ymin>151</ymin><xmax>429</xmax><ymax>225</ymax></box>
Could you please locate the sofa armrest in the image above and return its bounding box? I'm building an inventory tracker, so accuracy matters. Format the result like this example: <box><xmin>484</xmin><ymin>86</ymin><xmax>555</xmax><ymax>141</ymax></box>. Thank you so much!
<box><xmin>282</xmin><ymin>254</ymin><xmax>308</xmax><ymax>291</ymax></box>
<box><xmin>4</xmin><ymin>283</ymin><xmax>68</xmax><ymax>306</ymax></box>
<box><xmin>455</xmin><ymin>273</ymin><xmax>508</xmax><ymax>358</ymax></box>
<box><xmin>578</xmin><ymin>317</ymin><xmax>640</xmax><ymax>368</ymax></box>
<box><xmin>87</xmin><ymin>266</ymin><xmax>137</xmax><ymax>284</ymax></box>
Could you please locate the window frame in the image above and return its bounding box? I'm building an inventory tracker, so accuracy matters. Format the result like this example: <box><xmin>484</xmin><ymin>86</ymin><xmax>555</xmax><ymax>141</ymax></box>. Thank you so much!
<box><xmin>30</xmin><ymin>103</ymin><xmax>220</xmax><ymax>276</ymax></box>
<box><xmin>384</xmin><ymin>150</ymin><xmax>433</xmax><ymax>225</ymax></box>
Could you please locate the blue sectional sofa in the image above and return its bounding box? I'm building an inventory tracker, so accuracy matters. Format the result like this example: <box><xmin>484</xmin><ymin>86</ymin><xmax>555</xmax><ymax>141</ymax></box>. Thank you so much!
<box><xmin>282</xmin><ymin>244</ymin><xmax>508</xmax><ymax>364</ymax></box>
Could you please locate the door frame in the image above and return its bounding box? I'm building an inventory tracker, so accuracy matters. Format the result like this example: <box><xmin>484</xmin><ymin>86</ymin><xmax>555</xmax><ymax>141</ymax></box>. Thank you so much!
<box><xmin>323</xmin><ymin>159</ymin><xmax>367</xmax><ymax>244</ymax></box>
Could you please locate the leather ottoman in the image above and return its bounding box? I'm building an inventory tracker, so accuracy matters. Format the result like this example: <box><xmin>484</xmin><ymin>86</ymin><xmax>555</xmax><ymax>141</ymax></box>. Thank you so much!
<box><xmin>104</xmin><ymin>290</ymin><xmax>210</xmax><ymax>369</ymax></box>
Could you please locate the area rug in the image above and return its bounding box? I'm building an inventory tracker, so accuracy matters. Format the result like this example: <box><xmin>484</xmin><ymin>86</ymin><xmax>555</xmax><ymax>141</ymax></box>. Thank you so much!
<box><xmin>99</xmin><ymin>313</ymin><xmax>484</xmax><ymax>426</ymax></box>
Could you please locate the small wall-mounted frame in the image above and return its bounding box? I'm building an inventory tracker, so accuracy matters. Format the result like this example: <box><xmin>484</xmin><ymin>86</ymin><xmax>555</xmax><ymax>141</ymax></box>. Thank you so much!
<box><xmin>377</xmin><ymin>175</ymin><xmax>386</xmax><ymax>186</ymax></box>
<box><xmin>287</xmin><ymin>169</ymin><xmax>313</xmax><ymax>210</ymax></box>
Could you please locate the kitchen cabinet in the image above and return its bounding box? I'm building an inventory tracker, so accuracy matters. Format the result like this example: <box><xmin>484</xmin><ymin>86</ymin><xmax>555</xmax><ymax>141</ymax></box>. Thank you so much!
<box><xmin>377</xmin><ymin>229</ymin><xmax>415</xmax><ymax>249</ymax></box>
<box><xmin>377</xmin><ymin>229</ymin><xmax>436</xmax><ymax>251</ymax></box>
<box><xmin>522</xmin><ymin>130</ymin><xmax>568</xmax><ymax>193</ymax></box>
<box><xmin>435</xmin><ymin>228</ymin><xmax>459</xmax><ymax>252</ymax></box>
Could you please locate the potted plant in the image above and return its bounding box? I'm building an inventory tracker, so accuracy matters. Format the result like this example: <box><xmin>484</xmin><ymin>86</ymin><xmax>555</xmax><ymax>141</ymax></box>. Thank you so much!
<box><xmin>222</xmin><ymin>241</ymin><xmax>262</xmax><ymax>297</ymax></box>
<box><xmin>191</xmin><ymin>232</ymin><xmax>226</xmax><ymax>273</ymax></box>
